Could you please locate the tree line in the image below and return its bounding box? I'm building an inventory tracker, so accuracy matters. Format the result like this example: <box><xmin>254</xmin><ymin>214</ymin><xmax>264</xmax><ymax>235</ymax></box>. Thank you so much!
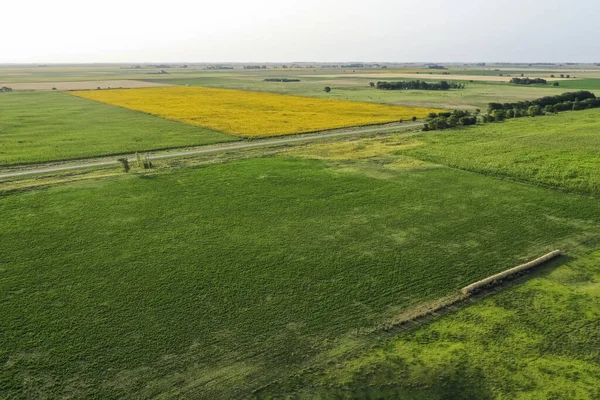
<box><xmin>423</xmin><ymin>110</ymin><xmax>478</xmax><ymax>131</ymax></box>
<box><xmin>510</xmin><ymin>77</ymin><xmax>547</xmax><ymax>85</ymax></box>
<box><xmin>264</xmin><ymin>78</ymin><xmax>301</xmax><ymax>82</ymax></box>
<box><xmin>424</xmin><ymin>91</ymin><xmax>599</xmax><ymax>131</ymax></box>
<box><xmin>376</xmin><ymin>80</ymin><xmax>464</xmax><ymax>91</ymax></box>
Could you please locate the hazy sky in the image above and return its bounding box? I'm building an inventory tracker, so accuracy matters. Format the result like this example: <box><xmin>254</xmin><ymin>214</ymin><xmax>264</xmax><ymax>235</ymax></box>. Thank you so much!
<box><xmin>3</xmin><ymin>0</ymin><xmax>599</xmax><ymax>63</ymax></box>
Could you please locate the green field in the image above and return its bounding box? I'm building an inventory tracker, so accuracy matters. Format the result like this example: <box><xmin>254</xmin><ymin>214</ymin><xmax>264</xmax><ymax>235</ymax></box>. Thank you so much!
<box><xmin>553</xmin><ymin>78</ymin><xmax>600</xmax><ymax>90</ymax></box>
<box><xmin>4</xmin><ymin>64</ymin><xmax>600</xmax><ymax>399</ymax></box>
<box><xmin>399</xmin><ymin>108</ymin><xmax>600</xmax><ymax>196</ymax></box>
<box><xmin>3</xmin><ymin>149</ymin><xmax>600</xmax><ymax>398</ymax></box>
<box><xmin>0</xmin><ymin>91</ymin><xmax>235</xmax><ymax>166</ymax></box>
<box><xmin>259</xmin><ymin>248</ymin><xmax>600</xmax><ymax>399</ymax></box>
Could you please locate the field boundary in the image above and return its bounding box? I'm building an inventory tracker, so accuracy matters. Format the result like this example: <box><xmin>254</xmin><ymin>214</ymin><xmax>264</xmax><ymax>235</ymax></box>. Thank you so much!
<box><xmin>0</xmin><ymin>123</ymin><xmax>422</xmax><ymax>179</ymax></box>
<box><xmin>461</xmin><ymin>250</ymin><xmax>562</xmax><ymax>294</ymax></box>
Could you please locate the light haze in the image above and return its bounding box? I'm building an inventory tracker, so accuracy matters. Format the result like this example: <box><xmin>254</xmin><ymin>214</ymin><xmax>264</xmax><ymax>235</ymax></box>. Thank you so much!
<box><xmin>3</xmin><ymin>0</ymin><xmax>599</xmax><ymax>63</ymax></box>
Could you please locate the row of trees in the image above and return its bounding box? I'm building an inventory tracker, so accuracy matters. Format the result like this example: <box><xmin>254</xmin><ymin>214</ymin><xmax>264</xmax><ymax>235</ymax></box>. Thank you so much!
<box><xmin>423</xmin><ymin>110</ymin><xmax>478</xmax><ymax>131</ymax></box>
<box><xmin>424</xmin><ymin>91</ymin><xmax>599</xmax><ymax>131</ymax></box>
<box><xmin>376</xmin><ymin>80</ymin><xmax>464</xmax><ymax>91</ymax></box>
<box><xmin>509</xmin><ymin>77</ymin><xmax>547</xmax><ymax>85</ymax></box>
<box><xmin>264</xmin><ymin>78</ymin><xmax>301</xmax><ymax>82</ymax></box>
<box><xmin>485</xmin><ymin>97</ymin><xmax>600</xmax><ymax>122</ymax></box>
<box><xmin>487</xmin><ymin>91</ymin><xmax>596</xmax><ymax>114</ymax></box>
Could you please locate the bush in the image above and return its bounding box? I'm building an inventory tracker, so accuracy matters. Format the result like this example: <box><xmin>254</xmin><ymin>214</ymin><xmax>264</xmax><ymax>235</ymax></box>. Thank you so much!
<box><xmin>528</xmin><ymin>105</ymin><xmax>542</xmax><ymax>117</ymax></box>
<box><xmin>324</xmin><ymin>87</ymin><xmax>331</xmax><ymax>93</ymax></box>
<box><xmin>376</xmin><ymin>80</ymin><xmax>464</xmax><ymax>91</ymax></box>
<box><xmin>117</xmin><ymin>158</ymin><xmax>130</xmax><ymax>173</ymax></box>
<box><xmin>510</xmin><ymin>77</ymin><xmax>547</xmax><ymax>85</ymax></box>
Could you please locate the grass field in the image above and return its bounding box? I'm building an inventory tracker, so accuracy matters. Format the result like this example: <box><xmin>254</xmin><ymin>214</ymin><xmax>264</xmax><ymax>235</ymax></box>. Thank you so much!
<box><xmin>553</xmin><ymin>78</ymin><xmax>600</xmax><ymax>90</ymax></box>
<box><xmin>0</xmin><ymin>91</ymin><xmax>235</xmax><ymax>166</ymax></box>
<box><xmin>4</xmin><ymin>64</ymin><xmax>600</xmax><ymax>399</ymax></box>
<box><xmin>259</xmin><ymin>248</ymin><xmax>600</xmax><ymax>399</ymax></box>
<box><xmin>397</xmin><ymin>108</ymin><xmax>600</xmax><ymax>196</ymax></box>
<box><xmin>3</xmin><ymin>151</ymin><xmax>600</xmax><ymax>398</ymax></box>
<box><xmin>70</xmin><ymin>86</ymin><xmax>441</xmax><ymax>137</ymax></box>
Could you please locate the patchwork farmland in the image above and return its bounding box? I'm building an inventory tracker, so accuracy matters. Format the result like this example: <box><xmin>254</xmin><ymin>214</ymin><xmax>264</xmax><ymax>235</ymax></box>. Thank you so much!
<box><xmin>2</xmin><ymin>63</ymin><xmax>600</xmax><ymax>399</ymax></box>
<box><xmin>70</xmin><ymin>86</ymin><xmax>441</xmax><ymax>137</ymax></box>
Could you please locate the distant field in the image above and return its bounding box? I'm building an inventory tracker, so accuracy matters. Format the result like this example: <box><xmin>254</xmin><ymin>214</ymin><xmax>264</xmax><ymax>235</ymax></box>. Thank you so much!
<box><xmin>553</xmin><ymin>78</ymin><xmax>600</xmax><ymax>90</ymax></box>
<box><xmin>398</xmin><ymin>108</ymin><xmax>600</xmax><ymax>196</ymax></box>
<box><xmin>306</xmin><ymin>72</ymin><xmax>563</xmax><ymax>82</ymax></box>
<box><xmin>149</xmin><ymin>78</ymin><xmax>566</xmax><ymax>109</ymax></box>
<box><xmin>0</xmin><ymin>79</ymin><xmax>170</xmax><ymax>91</ymax></box>
<box><xmin>70</xmin><ymin>86</ymin><xmax>441</xmax><ymax>137</ymax></box>
<box><xmin>0</xmin><ymin>91</ymin><xmax>235</xmax><ymax>166</ymax></box>
<box><xmin>3</xmin><ymin>153</ymin><xmax>599</xmax><ymax>399</ymax></box>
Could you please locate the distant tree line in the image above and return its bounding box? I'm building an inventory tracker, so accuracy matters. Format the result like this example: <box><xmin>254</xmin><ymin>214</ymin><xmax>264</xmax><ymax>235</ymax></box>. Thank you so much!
<box><xmin>424</xmin><ymin>91</ymin><xmax>600</xmax><ymax>131</ymax></box>
<box><xmin>487</xmin><ymin>91</ymin><xmax>597</xmax><ymax>115</ymax></box>
<box><xmin>244</xmin><ymin>65</ymin><xmax>267</xmax><ymax>69</ymax></box>
<box><xmin>510</xmin><ymin>77</ymin><xmax>547</xmax><ymax>85</ymax></box>
<box><xmin>0</xmin><ymin>86</ymin><xmax>12</xmax><ymax>92</ymax></box>
<box><xmin>427</xmin><ymin>65</ymin><xmax>447</xmax><ymax>70</ymax></box>
<box><xmin>263</xmin><ymin>78</ymin><xmax>301</xmax><ymax>82</ymax></box>
<box><xmin>376</xmin><ymin>80</ymin><xmax>464</xmax><ymax>91</ymax></box>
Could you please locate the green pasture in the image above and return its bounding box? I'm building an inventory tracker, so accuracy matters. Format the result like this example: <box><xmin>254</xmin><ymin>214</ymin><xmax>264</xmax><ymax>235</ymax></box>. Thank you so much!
<box><xmin>0</xmin><ymin>91</ymin><xmax>235</xmax><ymax>166</ymax></box>
<box><xmin>400</xmin><ymin>108</ymin><xmax>600</xmax><ymax>196</ymax></box>
<box><xmin>3</xmin><ymin>152</ymin><xmax>600</xmax><ymax>398</ymax></box>
<box><xmin>260</xmin><ymin>248</ymin><xmax>600</xmax><ymax>399</ymax></box>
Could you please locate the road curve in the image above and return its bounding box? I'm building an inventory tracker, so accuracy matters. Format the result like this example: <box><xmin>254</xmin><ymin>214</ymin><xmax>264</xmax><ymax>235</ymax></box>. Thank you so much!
<box><xmin>0</xmin><ymin>123</ymin><xmax>422</xmax><ymax>179</ymax></box>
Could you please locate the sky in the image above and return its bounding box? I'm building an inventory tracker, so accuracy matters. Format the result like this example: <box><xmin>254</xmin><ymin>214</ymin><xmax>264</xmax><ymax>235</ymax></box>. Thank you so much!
<box><xmin>2</xmin><ymin>0</ymin><xmax>599</xmax><ymax>63</ymax></box>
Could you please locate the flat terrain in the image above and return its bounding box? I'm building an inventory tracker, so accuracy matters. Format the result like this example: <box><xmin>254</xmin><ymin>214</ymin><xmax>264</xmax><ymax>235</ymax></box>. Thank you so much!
<box><xmin>399</xmin><ymin>108</ymin><xmax>600</xmax><ymax>196</ymax></box>
<box><xmin>305</xmin><ymin>73</ymin><xmax>548</xmax><ymax>82</ymax></box>
<box><xmin>0</xmin><ymin>79</ymin><xmax>171</xmax><ymax>91</ymax></box>
<box><xmin>71</xmin><ymin>86</ymin><xmax>440</xmax><ymax>137</ymax></box>
<box><xmin>153</xmin><ymin>77</ymin><xmax>568</xmax><ymax>110</ymax></box>
<box><xmin>0</xmin><ymin>91</ymin><xmax>235</xmax><ymax>166</ymax></box>
<box><xmin>3</xmin><ymin>64</ymin><xmax>600</xmax><ymax>399</ymax></box>
<box><xmin>2</xmin><ymin>139</ymin><xmax>600</xmax><ymax>398</ymax></box>
<box><xmin>261</xmin><ymin>248</ymin><xmax>600</xmax><ymax>399</ymax></box>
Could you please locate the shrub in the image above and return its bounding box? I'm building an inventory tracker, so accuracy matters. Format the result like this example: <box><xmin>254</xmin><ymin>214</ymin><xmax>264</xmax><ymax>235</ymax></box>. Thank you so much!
<box><xmin>117</xmin><ymin>158</ymin><xmax>130</xmax><ymax>173</ymax></box>
<box><xmin>528</xmin><ymin>105</ymin><xmax>542</xmax><ymax>117</ymax></box>
<box><xmin>324</xmin><ymin>87</ymin><xmax>331</xmax><ymax>93</ymax></box>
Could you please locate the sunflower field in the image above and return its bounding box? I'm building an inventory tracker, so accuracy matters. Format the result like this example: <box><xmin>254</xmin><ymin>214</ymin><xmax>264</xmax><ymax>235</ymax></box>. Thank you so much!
<box><xmin>70</xmin><ymin>86</ymin><xmax>441</xmax><ymax>137</ymax></box>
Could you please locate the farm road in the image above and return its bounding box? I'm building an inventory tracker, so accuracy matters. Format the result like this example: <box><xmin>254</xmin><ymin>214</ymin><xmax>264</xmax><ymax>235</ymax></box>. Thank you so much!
<box><xmin>0</xmin><ymin>123</ymin><xmax>423</xmax><ymax>179</ymax></box>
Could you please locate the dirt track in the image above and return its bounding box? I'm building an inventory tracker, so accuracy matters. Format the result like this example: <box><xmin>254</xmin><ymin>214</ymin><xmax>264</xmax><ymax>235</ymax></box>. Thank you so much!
<box><xmin>0</xmin><ymin>123</ymin><xmax>423</xmax><ymax>179</ymax></box>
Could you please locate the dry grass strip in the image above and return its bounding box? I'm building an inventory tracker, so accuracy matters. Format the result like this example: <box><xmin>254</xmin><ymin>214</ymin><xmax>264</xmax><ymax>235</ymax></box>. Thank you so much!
<box><xmin>461</xmin><ymin>250</ymin><xmax>562</xmax><ymax>295</ymax></box>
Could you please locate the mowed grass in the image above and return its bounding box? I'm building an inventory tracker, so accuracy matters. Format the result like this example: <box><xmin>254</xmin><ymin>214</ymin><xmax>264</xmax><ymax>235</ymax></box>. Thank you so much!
<box><xmin>0</xmin><ymin>91</ymin><xmax>235</xmax><ymax>166</ymax></box>
<box><xmin>261</xmin><ymin>249</ymin><xmax>600</xmax><ymax>399</ymax></box>
<box><xmin>70</xmin><ymin>86</ymin><xmax>442</xmax><ymax>137</ymax></box>
<box><xmin>399</xmin><ymin>108</ymin><xmax>600</xmax><ymax>196</ymax></box>
<box><xmin>2</xmin><ymin>155</ymin><xmax>600</xmax><ymax>399</ymax></box>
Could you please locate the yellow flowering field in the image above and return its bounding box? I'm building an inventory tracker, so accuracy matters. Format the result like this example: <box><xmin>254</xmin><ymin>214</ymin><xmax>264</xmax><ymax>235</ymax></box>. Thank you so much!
<box><xmin>70</xmin><ymin>86</ymin><xmax>441</xmax><ymax>138</ymax></box>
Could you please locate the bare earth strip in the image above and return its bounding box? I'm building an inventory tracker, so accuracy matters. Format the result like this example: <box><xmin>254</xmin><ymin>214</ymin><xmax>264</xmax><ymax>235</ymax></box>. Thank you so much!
<box><xmin>0</xmin><ymin>80</ymin><xmax>172</xmax><ymax>91</ymax></box>
<box><xmin>307</xmin><ymin>73</ymin><xmax>566</xmax><ymax>82</ymax></box>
